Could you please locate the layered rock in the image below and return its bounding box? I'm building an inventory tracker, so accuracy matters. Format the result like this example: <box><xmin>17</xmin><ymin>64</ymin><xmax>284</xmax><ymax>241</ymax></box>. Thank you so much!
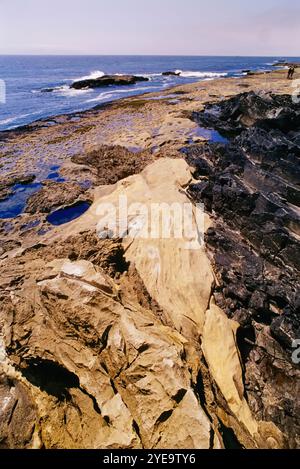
<box><xmin>185</xmin><ymin>91</ymin><xmax>300</xmax><ymax>447</ymax></box>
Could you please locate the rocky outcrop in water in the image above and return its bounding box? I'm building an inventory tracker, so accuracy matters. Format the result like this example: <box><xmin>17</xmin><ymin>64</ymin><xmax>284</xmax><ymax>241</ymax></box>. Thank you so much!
<box><xmin>162</xmin><ymin>71</ymin><xmax>181</xmax><ymax>76</ymax></box>
<box><xmin>71</xmin><ymin>75</ymin><xmax>149</xmax><ymax>90</ymax></box>
<box><xmin>185</xmin><ymin>91</ymin><xmax>300</xmax><ymax>447</ymax></box>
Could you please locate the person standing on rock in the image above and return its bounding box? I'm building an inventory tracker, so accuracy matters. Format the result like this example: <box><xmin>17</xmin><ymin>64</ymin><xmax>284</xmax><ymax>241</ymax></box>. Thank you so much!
<box><xmin>287</xmin><ymin>65</ymin><xmax>295</xmax><ymax>79</ymax></box>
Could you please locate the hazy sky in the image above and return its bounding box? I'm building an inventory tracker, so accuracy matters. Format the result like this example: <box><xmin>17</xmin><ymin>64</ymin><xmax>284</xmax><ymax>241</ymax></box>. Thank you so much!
<box><xmin>1</xmin><ymin>0</ymin><xmax>299</xmax><ymax>55</ymax></box>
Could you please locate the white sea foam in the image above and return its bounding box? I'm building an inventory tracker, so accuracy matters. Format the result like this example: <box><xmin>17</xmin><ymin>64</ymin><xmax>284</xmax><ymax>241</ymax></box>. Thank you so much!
<box><xmin>53</xmin><ymin>85</ymin><xmax>92</xmax><ymax>97</ymax></box>
<box><xmin>175</xmin><ymin>70</ymin><xmax>228</xmax><ymax>78</ymax></box>
<box><xmin>84</xmin><ymin>86</ymin><xmax>161</xmax><ymax>104</ymax></box>
<box><xmin>85</xmin><ymin>92</ymin><xmax>114</xmax><ymax>103</ymax></box>
<box><xmin>137</xmin><ymin>73</ymin><xmax>162</xmax><ymax>79</ymax></box>
<box><xmin>0</xmin><ymin>111</ymin><xmax>40</xmax><ymax>126</ymax></box>
<box><xmin>72</xmin><ymin>70</ymin><xmax>105</xmax><ymax>82</ymax></box>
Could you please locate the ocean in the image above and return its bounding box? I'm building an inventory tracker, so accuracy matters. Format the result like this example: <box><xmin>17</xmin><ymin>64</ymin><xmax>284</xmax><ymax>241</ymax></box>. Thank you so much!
<box><xmin>0</xmin><ymin>55</ymin><xmax>298</xmax><ymax>132</ymax></box>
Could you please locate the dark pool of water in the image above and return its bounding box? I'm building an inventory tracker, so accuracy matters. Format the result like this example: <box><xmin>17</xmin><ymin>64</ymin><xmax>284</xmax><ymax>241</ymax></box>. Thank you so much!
<box><xmin>47</xmin><ymin>171</ymin><xmax>65</xmax><ymax>182</ymax></box>
<box><xmin>46</xmin><ymin>165</ymin><xmax>66</xmax><ymax>182</ymax></box>
<box><xmin>0</xmin><ymin>182</ymin><xmax>42</xmax><ymax>219</ymax></box>
<box><xmin>46</xmin><ymin>201</ymin><xmax>91</xmax><ymax>226</ymax></box>
<box><xmin>47</xmin><ymin>172</ymin><xmax>59</xmax><ymax>179</ymax></box>
<box><xmin>192</xmin><ymin>126</ymin><xmax>229</xmax><ymax>144</ymax></box>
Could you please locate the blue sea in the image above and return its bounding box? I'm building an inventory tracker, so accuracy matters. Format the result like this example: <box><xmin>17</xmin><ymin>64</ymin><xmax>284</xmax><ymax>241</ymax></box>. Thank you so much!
<box><xmin>0</xmin><ymin>55</ymin><xmax>297</xmax><ymax>131</ymax></box>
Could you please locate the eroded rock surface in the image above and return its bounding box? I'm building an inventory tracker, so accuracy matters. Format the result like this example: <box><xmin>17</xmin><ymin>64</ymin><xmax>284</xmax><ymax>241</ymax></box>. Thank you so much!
<box><xmin>186</xmin><ymin>92</ymin><xmax>300</xmax><ymax>448</ymax></box>
<box><xmin>0</xmin><ymin>158</ymin><xmax>288</xmax><ymax>449</ymax></box>
<box><xmin>71</xmin><ymin>145</ymin><xmax>154</xmax><ymax>186</ymax></box>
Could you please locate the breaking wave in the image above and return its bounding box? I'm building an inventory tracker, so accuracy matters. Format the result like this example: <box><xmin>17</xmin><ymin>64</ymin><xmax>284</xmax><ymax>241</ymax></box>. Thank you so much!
<box><xmin>84</xmin><ymin>85</ymin><xmax>161</xmax><ymax>104</ymax></box>
<box><xmin>53</xmin><ymin>85</ymin><xmax>92</xmax><ymax>97</ymax></box>
<box><xmin>175</xmin><ymin>70</ymin><xmax>228</xmax><ymax>78</ymax></box>
<box><xmin>72</xmin><ymin>70</ymin><xmax>105</xmax><ymax>82</ymax></box>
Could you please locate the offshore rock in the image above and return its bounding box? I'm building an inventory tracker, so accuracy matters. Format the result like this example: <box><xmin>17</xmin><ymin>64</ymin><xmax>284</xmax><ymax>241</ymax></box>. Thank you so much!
<box><xmin>71</xmin><ymin>75</ymin><xmax>149</xmax><ymax>90</ymax></box>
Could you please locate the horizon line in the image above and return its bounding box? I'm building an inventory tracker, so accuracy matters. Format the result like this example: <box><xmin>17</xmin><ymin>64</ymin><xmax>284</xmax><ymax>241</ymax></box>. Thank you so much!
<box><xmin>0</xmin><ymin>53</ymin><xmax>298</xmax><ymax>58</ymax></box>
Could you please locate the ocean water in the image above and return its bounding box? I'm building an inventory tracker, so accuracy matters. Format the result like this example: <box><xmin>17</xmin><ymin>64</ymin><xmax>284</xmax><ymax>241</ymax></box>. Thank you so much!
<box><xmin>0</xmin><ymin>55</ymin><xmax>298</xmax><ymax>131</ymax></box>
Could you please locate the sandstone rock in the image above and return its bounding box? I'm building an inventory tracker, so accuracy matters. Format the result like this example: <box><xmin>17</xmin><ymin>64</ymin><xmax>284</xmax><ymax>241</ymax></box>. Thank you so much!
<box><xmin>201</xmin><ymin>299</ymin><xmax>258</xmax><ymax>437</ymax></box>
<box><xmin>0</xmin><ymin>174</ymin><xmax>36</xmax><ymax>202</ymax></box>
<box><xmin>0</xmin><ymin>158</ymin><xmax>279</xmax><ymax>449</ymax></box>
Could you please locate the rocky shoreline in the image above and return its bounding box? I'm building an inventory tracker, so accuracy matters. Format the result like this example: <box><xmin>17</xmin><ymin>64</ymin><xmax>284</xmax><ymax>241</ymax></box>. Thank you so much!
<box><xmin>0</xmin><ymin>69</ymin><xmax>299</xmax><ymax>449</ymax></box>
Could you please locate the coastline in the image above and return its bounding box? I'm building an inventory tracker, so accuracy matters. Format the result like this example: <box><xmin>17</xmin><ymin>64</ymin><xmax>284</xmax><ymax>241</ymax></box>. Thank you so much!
<box><xmin>0</xmin><ymin>66</ymin><xmax>299</xmax><ymax>449</ymax></box>
<box><xmin>0</xmin><ymin>69</ymin><xmax>294</xmax><ymax>176</ymax></box>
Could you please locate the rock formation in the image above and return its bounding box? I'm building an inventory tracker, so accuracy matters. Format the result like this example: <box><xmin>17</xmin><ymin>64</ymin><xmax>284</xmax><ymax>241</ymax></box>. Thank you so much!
<box><xmin>0</xmin><ymin>156</ymin><xmax>289</xmax><ymax>449</ymax></box>
<box><xmin>71</xmin><ymin>75</ymin><xmax>149</xmax><ymax>90</ymax></box>
<box><xmin>162</xmin><ymin>72</ymin><xmax>181</xmax><ymax>76</ymax></box>
<box><xmin>185</xmin><ymin>91</ymin><xmax>300</xmax><ymax>448</ymax></box>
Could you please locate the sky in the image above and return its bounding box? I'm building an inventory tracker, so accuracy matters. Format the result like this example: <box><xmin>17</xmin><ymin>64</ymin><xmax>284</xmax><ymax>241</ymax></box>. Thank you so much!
<box><xmin>1</xmin><ymin>0</ymin><xmax>300</xmax><ymax>56</ymax></box>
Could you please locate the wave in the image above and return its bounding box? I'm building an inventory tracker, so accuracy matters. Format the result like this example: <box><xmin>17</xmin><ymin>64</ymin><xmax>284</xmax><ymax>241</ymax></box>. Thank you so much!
<box><xmin>53</xmin><ymin>85</ymin><xmax>92</xmax><ymax>97</ymax></box>
<box><xmin>84</xmin><ymin>85</ymin><xmax>161</xmax><ymax>104</ymax></box>
<box><xmin>136</xmin><ymin>73</ymin><xmax>162</xmax><ymax>79</ymax></box>
<box><xmin>72</xmin><ymin>70</ymin><xmax>105</xmax><ymax>82</ymax></box>
<box><xmin>175</xmin><ymin>70</ymin><xmax>228</xmax><ymax>78</ymax></box>
<box><xmin>85</xmin><ymin>92</ymin><xmax>114</xmax><ymax>103</ymax></box>
<box><xmin>0</xmin><ymin>111</ymin><xmax>41</xmax><ymax>126</ymax></box>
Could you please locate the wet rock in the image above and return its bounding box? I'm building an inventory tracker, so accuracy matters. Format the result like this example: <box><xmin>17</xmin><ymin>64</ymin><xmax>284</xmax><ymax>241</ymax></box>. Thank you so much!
<box><xmin>0</xmin><ymin>187</ymin><xmax>13</xmax><ymax>202</ymax></box>
<box><xmin>4</xmin><ymin>174</ymin><xmax>36</xmax><ymax>187</ymax></box>
<box><xmin>41</xmin><ymin>88</ymin><xmax>55</xmax><ymax>93</ymax></box>
<box><xmin>71</xmin><ymin>75</ymin><xmax>149</xmax><ymax>90</ymax></box>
